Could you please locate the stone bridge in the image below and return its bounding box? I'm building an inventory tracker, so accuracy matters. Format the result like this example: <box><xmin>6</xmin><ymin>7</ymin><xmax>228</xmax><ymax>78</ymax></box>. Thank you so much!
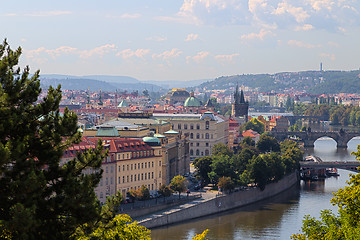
<box><xmin>271</xmin><ymin>130</ymin><xmax>360</xmax><ymax>148</ymax></box>
<box><xmin>300</xmin><ymin>161</ymin><xmax>360</xmax><ymax>172</ymax></box>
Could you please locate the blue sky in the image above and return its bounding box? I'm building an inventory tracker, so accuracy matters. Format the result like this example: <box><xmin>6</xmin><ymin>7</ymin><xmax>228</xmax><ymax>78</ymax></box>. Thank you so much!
<box><xmin>1</xmin><ymin>0</ymin><xmax>359</xmax><ymax>81</ymax></box>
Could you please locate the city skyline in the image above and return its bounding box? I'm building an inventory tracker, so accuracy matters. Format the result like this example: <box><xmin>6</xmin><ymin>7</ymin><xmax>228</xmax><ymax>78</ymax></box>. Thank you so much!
<box><xmin>1</xmin><ymin>0</ymin><xmax>359</xmax><ymax>81</ymax></box>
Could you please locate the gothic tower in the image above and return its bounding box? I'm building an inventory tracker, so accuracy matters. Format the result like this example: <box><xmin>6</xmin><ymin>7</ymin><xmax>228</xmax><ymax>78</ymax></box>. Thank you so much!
<box><xmin>232</xmin><ymin>84</ymin><xmax>249</xmax><ymax>121</ymax></box>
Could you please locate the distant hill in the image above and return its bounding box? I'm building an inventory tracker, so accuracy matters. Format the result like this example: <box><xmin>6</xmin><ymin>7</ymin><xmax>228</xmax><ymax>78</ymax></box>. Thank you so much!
<box><xmin>39</xmin><ymin>74</ymin><xmax>161</xmax><ymax>92</ymax></box>
<box><xmin>197</xmin><ymin>70</ymin><xmax>360</xmax><ymax>94</ymax></box>
<box><xmin>147</xmin><ymin>79</ymin><xmax>211</xmax><ymax>89</ymax></box>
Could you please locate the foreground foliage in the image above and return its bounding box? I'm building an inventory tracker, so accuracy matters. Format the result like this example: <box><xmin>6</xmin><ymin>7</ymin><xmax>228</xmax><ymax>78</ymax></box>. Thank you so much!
<box><xmin>0</xmin><ymin>40</ymin><xmax>150</xmax><ymax>239</ymax></box>
<box><xmin>291</xmin><ymin>146</ymin><xmax>360</xmax><ymax>239</ymax></box>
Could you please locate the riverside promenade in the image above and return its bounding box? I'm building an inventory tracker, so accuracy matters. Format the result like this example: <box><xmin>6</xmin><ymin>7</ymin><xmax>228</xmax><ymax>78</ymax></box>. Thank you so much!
<box><xmin>135</xmin><ymin>171</ymin><xmax>299</xmax><ymax>229</ymax></box>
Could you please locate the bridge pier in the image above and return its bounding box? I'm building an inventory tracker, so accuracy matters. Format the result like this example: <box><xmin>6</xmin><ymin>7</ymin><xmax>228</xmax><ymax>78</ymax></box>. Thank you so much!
<box><xmin>303</xmin><ymin>140</ymin><xmax>314</xmax><ymax>148</ymax></box>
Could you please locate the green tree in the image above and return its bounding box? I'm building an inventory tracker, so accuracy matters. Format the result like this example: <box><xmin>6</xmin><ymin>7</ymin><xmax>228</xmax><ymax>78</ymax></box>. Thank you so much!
<box><xmin>136</xmin><ymin>185</ymin><xmax>151</xmax><ymax>201</ymax></box>
<box><xmin>212</xmin><ymin>143</ymin><xmax>233</xmax><ymax>157</ymax></box>
<box><xmin>158</xmin><ymin>184</ymin><xmax>172</xmax><ymax>200</ymax></box>
<box><xmin>243</xmin><ymin>118</ymin><xmax>265</xmax><ymax>134</ymax></box>
<box><xmin>241</xmin><ymin>136</ymin><xmax>255</xmax><ymax>147</ymax></box>
<box><xmin>170</xmin><ymin>175</ymin><xmax>187</xmax><ymax>199</ymax></box>
<box><xmin>249</xmin><ymin>155</ymin><xmax>269</xmax><ymax>191</ymax></box>
<box><xmin>217</xmin><ymin>176</ymin><xmax>234</xmax><ymax>193</ymax></box>
<box><xmin>193</xmin><ymin>156</ymin><xmax>212</xmax><ymax>184</ymax></box>
<box><xmin>291</xmin><ymin>147</ymin><xmax>360</xmax><ymax>239</ymax></box>
<box><xmin>209</xmin><ymin>155</ymin><xmax>235</xmax><ymax>184</ymax></box>
<box><xmin>0</xmin><ymin>40</ymin><xmax>107</xmax><ymax>239</ymax></box>
<box><xmin>256</xmin><ymin>134</ymin><xmax>281</xmax><ymax>153</ymax></box>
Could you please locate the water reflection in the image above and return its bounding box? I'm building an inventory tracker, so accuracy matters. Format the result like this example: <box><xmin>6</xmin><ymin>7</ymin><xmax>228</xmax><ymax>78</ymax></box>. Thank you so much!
<box><xmin>151</xmin><ymin>137</ymin><xmax>358</xmax><ymax>240</ymax></box>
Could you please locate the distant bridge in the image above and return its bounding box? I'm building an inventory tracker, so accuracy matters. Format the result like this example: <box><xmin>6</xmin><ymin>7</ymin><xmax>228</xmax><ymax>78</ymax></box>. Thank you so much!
<box><xmin>271</xmin><ymin>130</ymin><xmax>360</xmax><ymax>148</ymax></box>
<box><xmin>300</xmin><ymin>161</ymin><xmax>360</xmax><ymax>172</ymax></box>
<box><xmin>286</xmin><ymin>115</ymin><xmax>329</xmax><ymax>125</ymax></box>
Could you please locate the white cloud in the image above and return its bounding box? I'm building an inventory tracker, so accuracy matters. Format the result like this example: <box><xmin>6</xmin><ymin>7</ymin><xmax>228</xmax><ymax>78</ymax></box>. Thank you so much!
<box><xmin>25</xmin><ymin>11</ymin><xmax>71</xmax><ymax>17</ymax></box>
<box><xmin>240</xmin><ymin>29</ymin><xmax>274</xmax><ymax>41</ymax></box>
<box><xmin>186</xmin><ymin>51</ymin><xmax>210</xmax><ymax>63</ymax></box>
<box><xmin>4</xmin><ymin>13</ymin><xmax>17</xmax><ymax>17</ymax></box>
<box><xmin>307</xmin><ymin>0</ymin><xmax>335</xmax><ymax>12</ymax></box>
<box><xmin>319</xmin><ymin>52</ymin><xmax>336</xmax><ymax>60</ymax></box>
<box><xmin>288</xmin><ymin>40</ymin><xmax>321</xmax><ymax>48</ymax></box>
<box><xmin>116</xmin><ymin>49</ymin><xmax>150</xmax><ymax>59</ymax></box>
<box><xmin>120</xmin><ymin>13</ymin><xmax>141</xmax><ymax>19</ymax></box>
<box><xmin>273</xmin><ymin>2</ymin><xmax>309</xmax><ymax>23</ymax></box>
<box><xmin>152</xmin><ymin>48</ymin><xmax>182</xmax><ymax>60</ymax></box>
<box><xmin>146</xmin><ymin>36</ymin><xmax>167</xmax><ymax>42</ymax></box>
<box><xmin>295</xmin><ymin>24</ymin><xmax>314</xmax><ymax>31</ymax></box>
<box><xmin>185</xmin><ymin>33</ymin><xmax>199</xmax><ymax>42</ymax></box>
<box><xmin>79</xmin><ymin>44</ymin><xmax>117</xmax><ymax>58</ymax></box>
<box><xmin>214</xmin><ymin>53</ymin><xmax>240</xmax><ymax>63</ymax></box>
<box><xmin>47</xmin><ymin>46</ymin><xmax>78</xmax><ymax>58</ymax></box>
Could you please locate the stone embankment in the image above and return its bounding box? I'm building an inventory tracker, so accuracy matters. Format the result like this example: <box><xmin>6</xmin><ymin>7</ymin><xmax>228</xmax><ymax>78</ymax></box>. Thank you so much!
<box><xmin>137</xmin><ymin>171</ymin><xmax>299</xmax><ymax>228</ymax></box>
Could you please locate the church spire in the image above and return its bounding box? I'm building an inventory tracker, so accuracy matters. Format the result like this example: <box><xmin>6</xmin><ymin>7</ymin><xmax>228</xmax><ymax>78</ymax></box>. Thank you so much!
<box><xmin>240</xmin><ymin>86</ymin><xmax>245</xmax><ymax>103</ymax></box>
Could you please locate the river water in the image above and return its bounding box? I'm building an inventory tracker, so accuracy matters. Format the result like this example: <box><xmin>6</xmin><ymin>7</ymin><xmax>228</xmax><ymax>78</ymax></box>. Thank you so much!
<box><xmin>151</xmin><ymin>137</ymin><xmax>360</xmax><ymax>240</ymax></box>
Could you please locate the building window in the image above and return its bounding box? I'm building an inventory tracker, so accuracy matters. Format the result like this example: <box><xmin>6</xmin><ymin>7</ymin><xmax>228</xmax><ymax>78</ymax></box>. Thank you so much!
<box><xmin>131</xmin><ymin>164</ymin><xmax>133</xmax><ymax>170</ymax></box>
<box><xmin>127</xmin><ymin>165</ymin><xmax>129</xmax><ymax>171</ymax></box>
<box><xmin>105</xmin><ymin>166</ymin><xmax>108</xmax><ymax>173</ymax></box>
<box><xmin>127</xmin><ymin>176</ymin><xmax>129</xmax><ymax>182</ymax></box>
<box><xmin>152</xmin><ymin>161</ymin><xmax>154</xmax><ymax>168</ymax></box>
<box><xmin>123</xmin><ymin>176</ymin><xmax>125</xmax><ymax>183</ymax></box>
<box><xmin>134</xmin><ymin>164</ymin><xmax>136</xmax><ymax>170</ymax></box>
<box><xmin>148</xmin><ymin>172</ymin><xmax>150</xmax><ymax>179</ymax></box>
<box><xmin>141</xmin><ymin>173</ymin><xmax>143</xmax><ymax>180</ymax></box>
<box><xmin>206</xmin><ymin>121</ymin><xmax>209</xmax><ymax>130</ymax></box>
<box><xmin>110</xmin><ymin>166</ymin><xmax>113</xmax><ymax>173</ymax></box>
<box><xmin>123</xmin><ymin>165</ymin><xmax>125</xmax><ymax>171</ymax></box>
<box><xmin>118</xmin><ymin>177</ymin><xmax>121</xmax><ymax>184</ymax></box>
<box><xmin>190</xmin><ymin>124</ymin><xmax>194</xmax><ymax>129</ymax></box>
<box><xmin>100</xmin><ymin>192</ymin><xmax>103</xmax><ymax>198</ymax></box>
<box><xmin>100</xmin><ymin>179</ymin><xmax>103</xmax><ymax>186</ymax></box>
<box><xmin>178</xmin><ymin>124</ymin><xmax>181</xmax><ymax>129</ymax></box>
<box><xmin>159</xmin><ymin>161</ymin><xmax>161</xmax><ymax>166</ymax></box>
<box><xmin>190</xmin><ymin>149</ymin><xmax>193</xmax><ymax>155</ymax></box>
<box><xmin>205</xmin><ymin>133</ymin><xmax>209</xmax><ymax>139</ymax></box>
<box><xmin>196</xmin><ymin>133</ymin><xmax>200</xmax><ymax>139</ymax></box>
<box><xmin>142</xmin><ymin>163</ymin><xmax>143</xmax><ymax>169</ymax></box>
<box><xmin>152</xmin><ymin>184</ymin><xmax>154</xmax><ymax>190</ymax></box>
<box><xmin>131</xmin><ymin>175</ymin><xmax>133</xmax><ymax>182</ymax></box>
<box><xmin>196</xmin><ymin>149</ymin><xmax>199</xmax><ymax>156</ymax></box>
<box><xmin>184</xmin><ymin>124</ymin><xmax>188</xmax><ymax>129</ymax></box>
<box><xmin>201</xmin><ymin>152</ymin><xmax>204</xmax><ymax>156</ymax></box>
<box><xmin>152</xmin><ymin>172</ymin><xmax>154</xmax><ymax>179</ymax></box>
<box><xmin>134</xmin><ymin>174</ymin><xmax>136</xmax><ymax>181</ymax></box>
<box><xmin>118</xmin><ymin>166</ymin><xmax>121</xmax><ymax>172</ymax></box>
<box><xmin>145</xmin><ymin>162</ymin><xmax>147</xmax><ymax>168</ymax></box>
<box><xmin>110</xmin><ymin>177</ymin><xmax>113</xmax><ymax>185</ymax></box>
<box><xmin>206</xmin><ymin>142</ymin><xmax>209</xmax><ymax>147</ymax></box>
<box><xmin>138</xmin><ymin>163</ymin><xmax>140</xmax><ymax>169</ymax></box>
<box><xmin>196</xmin><ymin>124</ymin><xmax>200</xmax><ymax>130</ymax></box>
<box><xmin>190</xmin><ymin>133</ymin><xmax>193</xmax><ymax>139</ymax></box>
<box><xmin>145</xmin><ymin>173</ymin><xmax>147</xmax><ymax>180</ymax></box>
<box><xmin>106</xmin><ymin>178</ymin><xmax>108</xmax><ymax>185</ymax></box>
<box><xmin>190</xmin><ymin>142</ymin><xmax>193</xmax><ymax>146</ymax></box>
<box><xmin>159</xmin><ymin>171</ymin><xmax>161</xmax><ymax>177</ymax></box>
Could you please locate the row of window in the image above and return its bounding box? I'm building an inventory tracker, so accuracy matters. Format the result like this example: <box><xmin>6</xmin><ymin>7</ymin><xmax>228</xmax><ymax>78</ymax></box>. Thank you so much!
<box><xmin>190</xmin><ymin>133</ymin><xmax>212</xmax><ymax>139</ymax></box>
<box><xmin>176</xmin><ymin>121</ymin><xmax>210</xmax><ymax>130</ymax></box>
<box><xmin>120</xmin><ymin>171</ymin><xmax>161</xmax><ymax>184</ymax></box>
<box><xmin>104</xmin><ymin>161</ymin><xmax>162</xmax><ymax>174</ymax></box>
<box><xmin>190</xmin><ymin>142</ymin><xmax>209</xmax><ymax>147</ymax></box>
<box><xmin>100</xmin><ymin>171</ymin><xmax>161</xmax><ymax>186</ymax></box>
<box><xmin>190</xmin><ymin>149</ymin><xmax>210</xmax><ymax>156</ymax></box>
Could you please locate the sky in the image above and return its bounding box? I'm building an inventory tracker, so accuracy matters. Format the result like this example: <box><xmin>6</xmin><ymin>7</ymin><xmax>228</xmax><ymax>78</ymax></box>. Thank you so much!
<box><xmin>1</xmin><ymin>0</ymin><xmax>360</xmax><ymax>81</ymax></box>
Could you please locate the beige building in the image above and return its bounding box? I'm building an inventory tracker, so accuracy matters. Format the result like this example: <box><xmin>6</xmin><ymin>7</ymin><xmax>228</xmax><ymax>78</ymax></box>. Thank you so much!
<box><xmin>153</xmin><ymin>111</ymin><xmax>228</xmax><ymax>161</ymax></box>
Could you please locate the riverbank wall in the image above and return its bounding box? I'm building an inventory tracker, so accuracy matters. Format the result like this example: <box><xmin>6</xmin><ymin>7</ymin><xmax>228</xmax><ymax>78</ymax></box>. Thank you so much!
<box><xmin>140</xmin><ymin>171</ymin><xmax>299</xmax><ymax>229</ymax></box>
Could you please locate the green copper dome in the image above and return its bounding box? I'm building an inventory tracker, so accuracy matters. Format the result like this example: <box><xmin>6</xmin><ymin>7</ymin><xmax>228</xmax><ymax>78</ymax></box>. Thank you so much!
<box><xmin>142</xmin><ymin>136</ymin><xmax>161</xmax><ymax>145</ymax></box>
<box><xmin>184</xmin><ymin>96</ymin><xmax>201</xmax><ymax>107</ymax></box>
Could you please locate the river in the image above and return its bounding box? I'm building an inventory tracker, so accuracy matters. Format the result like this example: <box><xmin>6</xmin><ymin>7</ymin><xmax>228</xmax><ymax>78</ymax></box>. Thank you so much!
<box><xmin>151</xmin><ymin>137</ymin><xmax>360</xmax><ymax>240</ymax></box>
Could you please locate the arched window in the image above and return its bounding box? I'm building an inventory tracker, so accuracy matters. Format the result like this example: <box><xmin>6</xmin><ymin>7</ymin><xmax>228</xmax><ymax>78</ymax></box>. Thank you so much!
<box><xmin>205</xmin><ymin>133</ymin><xmax>209</xmax><ymax>139</ymax></box>
<box><xmin>184</xmin><ymin>124</ymin><xmax>188</xmax><ymax>129</ymax></box>
<box><xmin>196</xmin><ymin>133</ymin><xmax>200</xmax><ymax>139</ymax></box>
<box><xmin>205</xmin><ymin>149</ymin><xmax>209</xmax><ymax>156</ymax></box>
<box><xmin>196</xmin><ymin>124</ymin><xmax>200</xmax><ymax>130</ymax></box>
<box><xmin>190</xmin><ymin>149</ymin><xmax>193</xmax><ymax>155</ymax></box>
<box><xmin>190</xmin><ymin>124</ymin><xmax>194</xmax><ymax>130</ymax></box>
<box><xmin>196</xmin><ymin>149</ymin><xmax>200</xmax><ymax>155</ymax></box>
<box><xmin>206</xmin><ymin>121</ymin><xmax>209</xmax><ymax>130</ymax></box>
<box><xmin>190</xmin><ymin>133</ymin><xmax>193</xmax><ymax>139</ymax></box>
